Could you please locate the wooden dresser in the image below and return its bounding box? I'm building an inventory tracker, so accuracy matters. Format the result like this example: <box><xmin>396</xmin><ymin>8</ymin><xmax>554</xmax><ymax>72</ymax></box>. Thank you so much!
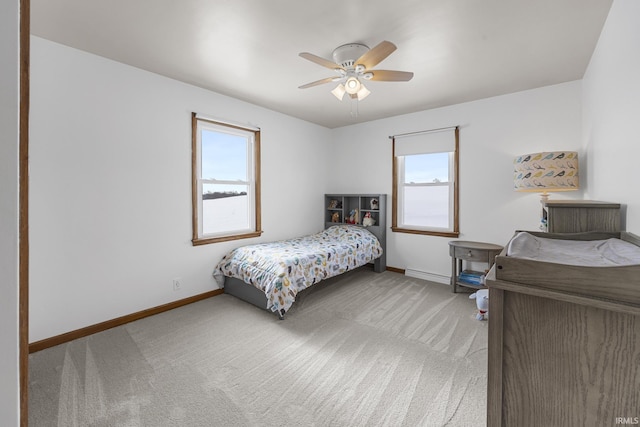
<box><xmin>542</xmin><ymin>199</ymin><xmax>621</xmax><ymax>232</ymax></box>
<box><xmin>485</xmin><ymin>232</ymin><xmax>640</xmax><ymax>426</ymax></box>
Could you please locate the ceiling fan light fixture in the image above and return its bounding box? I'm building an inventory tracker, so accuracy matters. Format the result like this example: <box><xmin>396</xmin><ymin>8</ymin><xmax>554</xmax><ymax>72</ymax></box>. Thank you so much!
<box><xmin>298</xmin><ymin>41</ymin><xmax>412</xmax><ymax>105</ymax></box>
<box><xmin>331</xmin><ymin>84</ymin><xmax>346</xmax><ymax>100</ymax></box>
<box><xmin>356</xmin><ymin>84</ymin><xmax>370</xmax><ymax>100</ymax></box>
<box><xmin>345</xmin><ymin>77</ymin><xmax>361</xmax><ymax>95</ymax></box>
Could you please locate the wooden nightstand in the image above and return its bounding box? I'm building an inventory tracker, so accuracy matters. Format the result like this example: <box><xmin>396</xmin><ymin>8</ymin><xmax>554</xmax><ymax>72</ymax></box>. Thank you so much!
<box><xmin>449</xmin><ymin>241</ymin><xmax>503</xmax><ymax>293</ymax></box>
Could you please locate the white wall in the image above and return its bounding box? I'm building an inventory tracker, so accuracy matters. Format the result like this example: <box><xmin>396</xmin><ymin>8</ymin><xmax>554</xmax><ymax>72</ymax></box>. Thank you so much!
<box><xmin>29</xmin><ymin>37</ymin><xmax>331</xmax><ymax>342</ymax></box>
<box><xmin>0</xmin><ymin>0</ymin><xmax>20</xmax><ymax>424</ymax></box>
<box><xmin>582</xmin><ymin>0</ymin><xmax>640</xmax><ymax>232</ymax></box>
<box><xmin>31</xmin><ymin>0</ymin><xmax>636</xmax><ymax>342</ymax></box>
<box><xmin>331</xmin><ymin>82</ymin><xmax>583</xmax><ymax>280</ymax></box>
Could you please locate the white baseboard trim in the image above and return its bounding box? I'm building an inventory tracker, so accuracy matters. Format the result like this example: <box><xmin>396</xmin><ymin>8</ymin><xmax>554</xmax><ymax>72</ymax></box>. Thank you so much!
<box><xmin>405</xmin><ymin>268</ymin><xmax>450</xmax><ymax>285</ymax></box>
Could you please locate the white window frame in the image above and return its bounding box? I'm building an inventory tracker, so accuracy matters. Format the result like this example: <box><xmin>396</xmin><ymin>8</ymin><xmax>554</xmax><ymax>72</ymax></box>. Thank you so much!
<box><xmin>392</xmin><ymin>127</ymin><xmax>459</xmax><ymax>237</ymax></box>
<box><xmin>191</xmin><ymin>113</ymin><xmax>262</xmax><ymax>245</ymax></box>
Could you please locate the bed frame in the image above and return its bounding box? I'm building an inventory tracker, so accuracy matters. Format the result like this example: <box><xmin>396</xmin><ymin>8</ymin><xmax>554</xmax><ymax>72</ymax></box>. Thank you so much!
<box><xmin>223</xmin><ymin>196</ymin><xmax>388</xmax><ymax>319</ymax></box>
<box><xmin>486</xmin><ymin>230</ymin><xmax>640</xmax><ymax>426</ymax></box>
<box><xmin>223</xmin><ymin>275</ymin><xmax>276</xmax><ymax>316</ymax></box>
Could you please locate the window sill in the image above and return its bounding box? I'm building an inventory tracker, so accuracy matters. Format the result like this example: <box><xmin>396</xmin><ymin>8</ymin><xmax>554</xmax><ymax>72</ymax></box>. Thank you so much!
<box><xmin>192</xmin><ymin>230</ymin><xmax>263</xmax><ymax>246</ymax></box>
<box><xmin>391</xmin><ymin>227</ymin><xmax>459</xmax><ymax>238</ymax></box>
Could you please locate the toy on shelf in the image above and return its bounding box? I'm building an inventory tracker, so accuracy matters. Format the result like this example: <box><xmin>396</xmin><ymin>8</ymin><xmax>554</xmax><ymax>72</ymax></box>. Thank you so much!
<box><xmin>331</xmin><ymin>212</ymin><xmax>340</xmax><ymax>222</ymax></box>
<box><xmin>362</xmin><ymin>212</ymin><xmax>376</xmax><ymax>227</ymax></box>
<box><xmin>469</xmin><ymin>289</ymin><xmax>489</xmax><ymax>320</ymax></box>
<box><xmin>328</xmin><ymin>199</ymin><xmax>338</xmax><ymax>209</ymax></box>
<box><xmin>346</xmin><ymin>209</ymin><xmax>359</xmax><ymax>224</ymax></box>
<box><xmin>370</xmin><ymin>198</ymin><xmax>379</xmax><ymax>210</ymax></box>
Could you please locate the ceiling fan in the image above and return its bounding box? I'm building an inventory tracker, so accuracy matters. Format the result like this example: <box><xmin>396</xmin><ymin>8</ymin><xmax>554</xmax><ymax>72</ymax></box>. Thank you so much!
<box><xmin>298</xmin><ymin>40</ymin><xmax>414</xmax><ymax>101</ymax></box>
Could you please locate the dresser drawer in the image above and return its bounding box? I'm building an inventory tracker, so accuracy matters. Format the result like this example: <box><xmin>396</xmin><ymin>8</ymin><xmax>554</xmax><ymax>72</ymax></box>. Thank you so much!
<box><xmin>453</xmin><ymin>247</ymin><xmax>487</xmax><ymax>262</ymax></box>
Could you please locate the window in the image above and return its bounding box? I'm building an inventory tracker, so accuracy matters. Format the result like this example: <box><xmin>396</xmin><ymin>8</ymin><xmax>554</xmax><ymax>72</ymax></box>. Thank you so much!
<box><xmin>392</xmin><ymin>126</ymin><xmax>459</xmax><ymax>237</ymax></box>
<box><xmin>192</xmin><ymin>113</ymin><xmax>261</xmax><ymax>245</ymax></box>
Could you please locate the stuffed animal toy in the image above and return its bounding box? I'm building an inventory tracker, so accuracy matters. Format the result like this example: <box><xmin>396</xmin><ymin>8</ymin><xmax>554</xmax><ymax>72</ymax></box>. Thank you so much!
<box><xmin>331</xmin><ymin>212</ymin><xmax>340</xmax><ymax>222</ymax></box>
<box><xmin>469</xmin><ymin>289</ymin><xmax>489</xmax><ymax>320</ymax></box>
<box><xmin>346</xmin><ymin>209</ymin><xmax>359</xmax><ymax>224</ymax></box>
<box><xmin>370</xmin><ymin>198</ymin><xmax>379</xmax><ymax>210</ymax></box>
<box><xmin>362</xmin><ymin>212</ymin><xmax>376</xmax><ymax>227</ymax></box>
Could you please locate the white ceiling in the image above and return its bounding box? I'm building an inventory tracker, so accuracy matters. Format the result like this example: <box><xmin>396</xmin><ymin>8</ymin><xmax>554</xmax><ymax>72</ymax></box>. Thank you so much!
<box><xmin>31</xmin><ymin>0</ymin><xmax>613</xmax><ymax>129</ymax></box>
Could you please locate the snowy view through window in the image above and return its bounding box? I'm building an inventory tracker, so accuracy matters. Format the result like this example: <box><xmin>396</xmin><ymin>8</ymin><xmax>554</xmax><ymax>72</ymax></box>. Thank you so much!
<box><xmin>202</xmin><ymin>192</ymin><xmax>248</xmax><ymax>235</ymax></box>
<box><xmin>201</xmin><ymin>128</ymin><xmax>250</xmax><ymax>235</ymax></box>
<box><xmin>403</xmin><ymin>152</ymin><xmax>450</xmax><ymax>229</ymax></box>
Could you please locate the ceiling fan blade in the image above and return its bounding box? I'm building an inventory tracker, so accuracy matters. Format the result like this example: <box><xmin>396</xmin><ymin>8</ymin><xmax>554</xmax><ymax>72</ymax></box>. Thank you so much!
<box><xmin>368</xmin><ymin>70</ymin><xmax>414</xmax><ymax>82</ymax></box>
<box><xmin>299</xmin><ymin>52</ymin><xmax>343</xmax><ymax>70</ymax></box>
<box><xmin>355</xmin><ymin>40</ymin><xmax>397</xmax><ymax>70</ymax></box>
<box><xmin>298</xmin><ymin>77</ymin><xmax>338</xmax><ymax>89</ymax></box>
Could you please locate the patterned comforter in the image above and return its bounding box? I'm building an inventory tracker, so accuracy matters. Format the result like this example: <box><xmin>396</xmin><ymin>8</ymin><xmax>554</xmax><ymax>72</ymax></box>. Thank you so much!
<box><xmin>213</xmin><ymin>225</ymin><xmax>383</xmax><ymax>315</ymax></box>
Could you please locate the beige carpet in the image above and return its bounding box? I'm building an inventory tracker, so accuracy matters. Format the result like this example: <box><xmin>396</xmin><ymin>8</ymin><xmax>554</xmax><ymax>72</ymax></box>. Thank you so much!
<box><xmin>29</xmin><ymin>269</ymin><xmax>488</xmax><ymax>426</ymax></box>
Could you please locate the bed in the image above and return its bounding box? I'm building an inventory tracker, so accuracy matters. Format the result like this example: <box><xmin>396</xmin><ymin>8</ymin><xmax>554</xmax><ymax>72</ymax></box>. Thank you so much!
<box><xmin>213</xmin><ymin>224</ymin><xmax>384</xmax><ymax>319</ymax></box>
<box><xmin>486</xmin><ymin>230</ymin><xmax>640</xmax><ymax>426</ymax></box>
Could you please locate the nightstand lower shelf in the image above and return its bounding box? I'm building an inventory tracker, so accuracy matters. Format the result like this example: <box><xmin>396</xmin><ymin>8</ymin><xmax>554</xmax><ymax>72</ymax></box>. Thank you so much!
<box><xmin>449</xmin><ymin>241</ymin><xmax>503</xmax><ymax>293</ymax></box>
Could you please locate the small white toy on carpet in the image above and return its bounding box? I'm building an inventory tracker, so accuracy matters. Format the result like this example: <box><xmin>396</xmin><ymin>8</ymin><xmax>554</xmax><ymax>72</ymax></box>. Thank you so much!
<box><xmin>469</xmin><ymin>289</ymin><xmax>489</xmax><ymax>320</ymax></box>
